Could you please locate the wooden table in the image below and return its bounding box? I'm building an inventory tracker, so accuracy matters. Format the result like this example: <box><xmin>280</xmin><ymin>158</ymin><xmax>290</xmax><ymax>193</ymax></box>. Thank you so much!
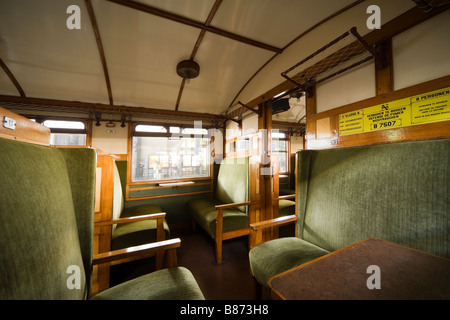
<box><xmin>269</xmin><ymin>238</ymin><xmax>450</xmax><ymax>300</ymax></box>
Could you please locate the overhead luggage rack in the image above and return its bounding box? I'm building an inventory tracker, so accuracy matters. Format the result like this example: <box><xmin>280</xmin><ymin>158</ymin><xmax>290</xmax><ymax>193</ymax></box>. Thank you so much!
<box><xmin>281</xmin><ymin>27</ymin><xmax>381</xmax><ymax>97</ymax></box>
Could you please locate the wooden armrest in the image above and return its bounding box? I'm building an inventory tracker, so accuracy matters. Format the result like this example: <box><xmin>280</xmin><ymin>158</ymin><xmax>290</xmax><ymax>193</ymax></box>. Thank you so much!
<box><xmin>95</xmin><ymin>212</ymin><xmax>166</xmax><ymax>227</ymax></box>
<box><xmin>93</xmin><ymin>238</ymin><xmax>180</xmax><ymax>267</ymax></box>
<box><xmin>215</xmin><ymin>201</ymin><xmax>253</xmax><ymax>210</ymax></box>
<box><xmin>250</xmin><ymin>215</ymin><xmax>297</xmax><ymax>231</ymax></box>
<box><xmin>277</xmin><ymin>194</ymin><xmax>295</xmax><ymax>200</ymax></box>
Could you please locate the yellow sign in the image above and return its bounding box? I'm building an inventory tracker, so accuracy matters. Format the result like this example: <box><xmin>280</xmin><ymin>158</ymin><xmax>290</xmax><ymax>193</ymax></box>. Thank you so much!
<box><xmin>339</xmin><ymin>87</ymin><xmax>450</xmax><ymax>136</ymax></box>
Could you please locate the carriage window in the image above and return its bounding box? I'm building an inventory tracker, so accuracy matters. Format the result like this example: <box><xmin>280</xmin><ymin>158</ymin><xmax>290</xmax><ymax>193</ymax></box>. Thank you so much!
<box><xmin>272</xmin><ymin>132</ymin><xmax>288</xmax><ymax>173</ymax></box>
<box><xmin>42</xmin><ymin>120</ymin><xmax>87</xmax><ymax>146</ymax></box>
<box><xmin>131</xmin><ymin>125</ymin><xmax>210</xmax><ymax>182</ymax></box>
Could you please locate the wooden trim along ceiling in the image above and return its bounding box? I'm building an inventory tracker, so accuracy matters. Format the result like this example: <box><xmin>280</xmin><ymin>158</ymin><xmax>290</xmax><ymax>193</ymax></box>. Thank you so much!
<box><xmin>175</xmin><ymin>0</ymin><xmax>223</xmax><ymax>112</ymax></box>
<box><xmin>107</xmin><ymin>0</ymin><xmax>282</xmax><ymax>54</ymax></box>
<box><xmin>85</xmin><ymin>0</ymin><xmax>113</xmax><ymax>105</ymax></box>
<box><xmin>0</xmin><ymin>58</ymin><xmax>25</xmax><ymax>98</ymax></box>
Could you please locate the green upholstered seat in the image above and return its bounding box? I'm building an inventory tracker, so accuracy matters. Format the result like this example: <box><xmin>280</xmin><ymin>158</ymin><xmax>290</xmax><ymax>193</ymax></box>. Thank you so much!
<box><xmin>186</xmin><ymin>198</ymin><xmax>249</xmax><ymax>239</ymax></box>
<box><xmin>0</xmin><ymin>137</ymin><xmax>204</xmax><ymax>300</ymax></box>
<box><xmin>278</xmin><ymin>199</ymin><xmax>295</xmax><ymax>217</ymax></box>
<box><xmin>92</xmin><ymin>267</ymin><xmax>204</xmax><ymax>300</ymax></box>
<box><xmin>112</xmin><ymin>204</ymin><xmax>170</xmax><ymax>250</ymax></box>
<box><xmin>186</xmin><ymin>157</ymin><xmax>250</xmax><ymax>239</ymax></box>
<box><xmin>279</xmin><ymin>188</ymin><xmax>295</xmax><ymax>196</ymax></box>
<box><xmin>249</xmin><ymin>139</ymin><xmax>450</xmax><ymax>288</ymax></box>
<box><xmin>249</xmin><ymin>238</ymin><xmax>329</xmax><ymax>287</ymax></box>
<box><xmin>111</xmin><ymin>164</ymin><xmax>170</xmax><ymax>250</ymax></box>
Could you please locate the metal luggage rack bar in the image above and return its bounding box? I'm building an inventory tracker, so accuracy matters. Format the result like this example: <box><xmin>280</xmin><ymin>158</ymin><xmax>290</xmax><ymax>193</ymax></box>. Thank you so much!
<box><xmin>281</xmin><ymin>27</ymin><xmax>380</xmax><ymax>97</ymax></box>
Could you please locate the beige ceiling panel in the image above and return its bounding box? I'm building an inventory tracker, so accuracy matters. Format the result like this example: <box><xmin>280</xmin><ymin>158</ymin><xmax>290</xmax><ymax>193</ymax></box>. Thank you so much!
<box><xmin>212</xmin><ymin>0</ymin><xmax>356</xmax><ymax>48</ymax></box>
<box><xmin>178</xmin><ymin>31</ymin><xmax>273</xmax><ymax>114</ymax></box>
<box><xmin>0</xmin><ymin>0</ymin><xmax>108</xmax><ymax>103</ymax></box>
<box><xmin>94</xmin><ymin>0</ymin><xmax>201</xmax><ymax>110</ymax></box>
<box><xmin>136</xmin><ymin>0</ymin><xmax>215</xmax><ymax>22</ymax></box>
<box><xmin>0</xmin><ymin>70</ymin><xmax>19</xmax><ymax>96</ymax></box>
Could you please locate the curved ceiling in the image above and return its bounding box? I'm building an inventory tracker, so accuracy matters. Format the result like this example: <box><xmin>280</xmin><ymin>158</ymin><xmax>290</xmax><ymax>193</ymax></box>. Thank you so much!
<box><xmin>0</xmin><ymin>0</ymin><xmax>423</xmax><ymax>122</ymax></box>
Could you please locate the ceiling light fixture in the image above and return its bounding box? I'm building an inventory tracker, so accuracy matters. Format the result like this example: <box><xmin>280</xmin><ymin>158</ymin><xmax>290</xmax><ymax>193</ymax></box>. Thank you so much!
<box><xmin>176</xmin><ymin>59</ymin><xmax>200</xmax><ymax>82</ymax></box>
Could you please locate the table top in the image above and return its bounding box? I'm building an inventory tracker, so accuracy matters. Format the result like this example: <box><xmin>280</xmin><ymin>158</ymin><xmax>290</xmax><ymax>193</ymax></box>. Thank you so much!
<box><xmin>269</xmin><ymin>238</ymin><xmax>450</xmax><ymax>300</ymax></box>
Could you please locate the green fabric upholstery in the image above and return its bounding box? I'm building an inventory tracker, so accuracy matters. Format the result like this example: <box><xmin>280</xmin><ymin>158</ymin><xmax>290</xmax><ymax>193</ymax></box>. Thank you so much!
<box><xmin>112</xmin><ymin>204</ymin><xmax>170</xmax><ymax>250</ymax></box>
<box><xmin>186</xmin><ymin>198</ymin><xmax>249</xmax><ymax>239</ymax></box>
<box><xmin>279</xmin><ymin>188</ymin><xmax>295</xmax><ymax>196</ymax></box>
<box><xmin>111</xmin><ymin>163</ymin><xmax>170</xmax><ymax>250</ymax></box>
<box><xmin>0</xmin><ymin>137</ymin><xmax>204</xmax><ymax>300</ymax></box>
<box><xmin>58</xmin><ymin>147</ymin><xmax>97</xmax><ymax>295</ymax></box>
<box><xmin>249</xmin><ymin>139</ymin><xmax>450</xmax><ymax>287</ymax></box>
<box><xmin>0</xmin><ymin>139</ymin><xmax>95</xmax><ymax>299</ymax></box>
<box><xmin>278</xmin><ymin>199</ymin><xmax>295</xmax><ymax>217</ymax></box>
<box><xmin>186</xmin><ymin>157</ymin><xmax>250</xmax><ymax>239</ymax></box>
<box><xmin>298</xmin><ymin>139</ymin><xmax>449</xmax><ymax>255</ymax></box>
<box><xmin>214</xmin><ymin>157</ymin><xmax>249</xmax><ymax>213</ymax></box>
<box><xmin>249</xmin><ymin>238</ymin><xmax>329</xmax><ymax>287</ymax></box>
<box><xmin>92</xmin><ymin>267</ymin><xmax>205</xmax><ymax>300</ymax></box>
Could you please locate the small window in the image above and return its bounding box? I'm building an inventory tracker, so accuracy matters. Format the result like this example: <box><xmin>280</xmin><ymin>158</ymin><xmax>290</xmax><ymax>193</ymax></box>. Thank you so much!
<box><xmin>50</xmin><ymin>133</ymin><xmax>87</xmax><ymax>146</ymax></box>
<box><xmin>135</xmin><ymin>125</ymin><xmax>167</xmax><ymax>133</ymax></box>
<box><xmin>272</xmin><ymin>131</ymin><xmax>288</xmax><ymax>173</ymax></box>
<box><xmin>42</xmin><ymin>120</ymin><xmax>88</xmax><ymax>147</ymax></box>
<box><xmin>43</xmin><ymin>120</ymin><xmax>85</xmax><ymax>130</ymax></box>
<box><xmin>181</xmin><ymin>127</ymin><xmax>208</xmax><ymax>135</ymax></box>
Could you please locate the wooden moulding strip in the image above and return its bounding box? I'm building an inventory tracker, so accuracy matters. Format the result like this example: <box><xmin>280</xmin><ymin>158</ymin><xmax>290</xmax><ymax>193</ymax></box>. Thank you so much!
<box><xmin>0</xmin><ymin>106</ymin><xmax>50</xmax><ymax>145</ymax></box>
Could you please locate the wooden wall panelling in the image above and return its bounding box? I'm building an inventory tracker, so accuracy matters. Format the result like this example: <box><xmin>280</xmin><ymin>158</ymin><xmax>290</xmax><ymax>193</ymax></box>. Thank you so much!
<box><xmin>0</xmin><ymin>106</ymin><xmax>50</xmax><ymax>145</ymax></box>
<box><xmin>257</xmin><ymin>101</ymin><xmax>280</xmax><ymax>244</ymax></box>
<box><xmin>92</xmin><ymin>153</ymin><xmax>115</xmax><ymax>295</ymax></box>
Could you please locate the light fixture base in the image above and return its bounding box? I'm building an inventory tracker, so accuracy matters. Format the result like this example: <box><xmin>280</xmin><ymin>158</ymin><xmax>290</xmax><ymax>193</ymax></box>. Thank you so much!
<box><xmin>176</xmin><ymin>60</ymin><xmax>200</xmax><ymax>80</ymax></box>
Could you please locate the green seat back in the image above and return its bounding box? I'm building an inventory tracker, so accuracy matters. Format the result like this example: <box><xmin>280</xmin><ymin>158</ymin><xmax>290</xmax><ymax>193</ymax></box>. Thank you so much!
<box><xmin>214</xmin><ymin>157</ymin><xmax>249</xmax><ymax>213</ymax></box>
<box><xmin>296</xmin><ymin>139</ymin><xmax>449</xmax><ymax>258</ymax></box>
<box><xmin>0</xmin><ymin>139</ymin><xmax>96</xmax><ymax>299</ymax></box>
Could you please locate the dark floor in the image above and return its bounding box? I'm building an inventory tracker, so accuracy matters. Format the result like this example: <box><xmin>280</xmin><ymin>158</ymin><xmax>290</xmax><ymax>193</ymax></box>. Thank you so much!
<box><xmin>110</xmin><ymin>225</ymin><xmax>294</xmax><ymax>300</ymax></box>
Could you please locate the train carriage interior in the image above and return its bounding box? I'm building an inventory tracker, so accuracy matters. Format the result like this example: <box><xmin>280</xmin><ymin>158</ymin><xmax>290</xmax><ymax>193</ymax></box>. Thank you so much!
<box><xmin>0</xmin><ymin>0</ymin><xmax>449</xmax><ymax>305</ymax></box>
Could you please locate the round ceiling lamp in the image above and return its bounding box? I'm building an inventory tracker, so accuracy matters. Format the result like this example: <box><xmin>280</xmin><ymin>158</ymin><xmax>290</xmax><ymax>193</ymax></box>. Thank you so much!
<box><xmin>176</xmin><ymin>59</ymin><xmax>200</xmax><ymax>81</ymax></box>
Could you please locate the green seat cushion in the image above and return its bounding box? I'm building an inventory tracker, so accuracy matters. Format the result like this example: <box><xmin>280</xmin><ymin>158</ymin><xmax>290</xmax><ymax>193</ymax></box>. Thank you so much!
<box><xmin>249</xmin><ymin>237</ymin><xmax>329</xmax><ymax>287</ymax></box>
<box><xmin>186</xmin><ymin>198</ymin><xmax>249</xmax><ymax>238</ymax></box>
<box><xmin>120</xmin><ymin>204</ymin><xmax>163</xmax><ymax>218</ymax></box>
<box><xmin>279</xmin><ymin>199</ymin><xmax>295</xmax><ymax>217</ymax></box>
<box><xmin>112</xmin><ymin>204</ymin><xmax>170</xmax><ymax>250</ymax></box>
<box><xmin>92</xmin><ymin>267</ymin><xmax>205</xmax><ymax>300</ymax></box>
<box><xmin>279</xmin><ymin>188</ymin><xmax>295</xmax><ymax>196</ymax></box>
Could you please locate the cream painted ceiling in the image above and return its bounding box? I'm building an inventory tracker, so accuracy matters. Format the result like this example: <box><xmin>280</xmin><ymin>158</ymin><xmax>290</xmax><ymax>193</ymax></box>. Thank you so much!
<box><xmin>0</xmin><ymin>0</ymin><xmax>419</xmax><ymax>123</ymax></box>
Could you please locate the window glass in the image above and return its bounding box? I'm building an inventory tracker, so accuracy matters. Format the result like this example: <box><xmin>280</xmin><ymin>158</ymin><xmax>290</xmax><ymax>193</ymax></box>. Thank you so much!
<box><xmin>272</xmin><ymin>136</ymin><xmax>288</xmax><ymax>173</ymax></box>
<box><xmin>50</xmin><ymin>133</ymin><xmax>87</xmax><ymax>146</ymax></box>
<box><xmin>135</xmin><ymin>125</ymin><xmax>167</xmax><ymax>133</ymax></box>
<box><xmin>132</xmin><ymin>135</ymin><xmax>210</xmax><ymax>181</ymax></box>
<box><xmin>43</xmin><ymin>120</ymin><xmax>85</xmax><ymax>129</ymax></box>
<box><xmin>42</xmin><ymin>120</ymin><xmax>87</xmax><ymax>146</ymax></box>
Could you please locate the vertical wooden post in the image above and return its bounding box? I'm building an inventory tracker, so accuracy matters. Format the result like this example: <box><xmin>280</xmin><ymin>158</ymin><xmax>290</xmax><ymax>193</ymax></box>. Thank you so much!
<box><xmin>215</xmin><ymin>208</ymin><xmax>224</xmax><ymax>264</ymax></box>
<box><xmin>305</xmin><ymin>86</ymin><xmax>317</xmax><ymax>150</ymax></box>
<box><xmin>375</xmin><ymin>39</ymin><xmax>393</xmax><ymax>95</ymax></box>
<box><xmin>257</xmin><ymin>101</ymin><xmax>279</xmax><ymax>243</ymax></box>
<box><xmin>92</xmin><ymin>154</ymin><xmax>114</xmax><ymax>296</ymax></box>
